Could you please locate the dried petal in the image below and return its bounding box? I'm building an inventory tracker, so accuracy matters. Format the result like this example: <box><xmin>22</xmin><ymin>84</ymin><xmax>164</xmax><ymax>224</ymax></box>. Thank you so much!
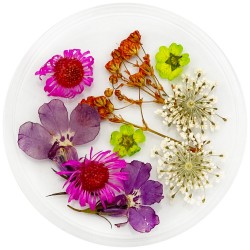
<box><xmin>18</xmin><ymin>122</ymin><xmax>52</xmax><ymax>159</ymax></box>
<box><xmin>128</xmin><ymin>206</ymin><xmax>159</xmax><ymax>233</ymax></box>
<box><xmin>121</xmin><ymin>160</ymin><xmax>151</xmax><ymax>194</ymax></box>
<box><xmin>38</xmin><ymin>99</ymin><xmax>69</xmax><ymax>135</ymax></box>
<box><xmin>69</xmin><ymin>104</ymin><xmax>101</xmax><ymax>145</ymax></box>
<box><xmin>140</xmin><ymin>180</ymin><xmax>163</xmax><ymax>205</ymax></box>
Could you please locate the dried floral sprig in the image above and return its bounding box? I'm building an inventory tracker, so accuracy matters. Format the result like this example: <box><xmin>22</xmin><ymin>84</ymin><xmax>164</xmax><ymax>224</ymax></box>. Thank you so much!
<box><xmin>152</xmin><ymin>133</ymin><xmax>223</xmax><ymax>204</ymax></box>
<box><xmin>155</xmin><ymin>70</ymin><xmax>227</xmax><ymax>133</ymax></box>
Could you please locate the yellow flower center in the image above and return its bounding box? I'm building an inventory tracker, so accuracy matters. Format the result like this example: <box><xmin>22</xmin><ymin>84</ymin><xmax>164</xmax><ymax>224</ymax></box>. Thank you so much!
<box><xmin>186</xmin><ymin>99</ymin><xmax>195</xmax><ymax>109</ymax></box>
<box><xmin>184</xmin><ymin>161</ymin><xmax>193</xmax><ymax>171</ymax></box>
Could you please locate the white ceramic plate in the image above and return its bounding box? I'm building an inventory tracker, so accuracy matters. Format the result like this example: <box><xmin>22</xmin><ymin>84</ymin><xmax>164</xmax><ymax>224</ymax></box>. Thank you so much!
<box><xmin>4</xmin><ymin>3</ymin><xmax>246</xmax><ymax>246</ymax></box>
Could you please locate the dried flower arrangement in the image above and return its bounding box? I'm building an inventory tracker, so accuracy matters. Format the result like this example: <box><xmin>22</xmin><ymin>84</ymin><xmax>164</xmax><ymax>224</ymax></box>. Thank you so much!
<box><xmin>18</xmin><ymin>30</ymin><xmax>226</xmax><ymax>233</ymax></box>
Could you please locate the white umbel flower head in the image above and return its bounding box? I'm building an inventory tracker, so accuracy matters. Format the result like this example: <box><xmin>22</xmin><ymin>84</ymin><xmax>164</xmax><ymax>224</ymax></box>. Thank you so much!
<box><xmin>153</xmin><ymin>134</ymin><xmax>223</xmax><ymax>204</ymax></box>
<box><xmin>157</xmin><ymin>70</ymin><xmax>227</xmax><ymax>133</ymax></box>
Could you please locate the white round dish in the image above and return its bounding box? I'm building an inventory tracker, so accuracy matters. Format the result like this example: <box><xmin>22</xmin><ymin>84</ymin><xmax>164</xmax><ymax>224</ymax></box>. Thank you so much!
<box><xmin>4</xmin><ymin>3</ymin><xmax>246</xmax><ymax>246</ymax></box>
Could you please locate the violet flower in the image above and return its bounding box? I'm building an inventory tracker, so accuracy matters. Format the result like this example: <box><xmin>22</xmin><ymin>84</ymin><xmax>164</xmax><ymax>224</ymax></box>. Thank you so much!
<box><xmin>18</xmin><ymin>99</ymin><xmax>100</xmax><ymax>164</ymax></box>
<box><xmin>120</xmin><ymin>160</ymin><xmax>164</xmax><ymax>233</ymax></box>
<box><xmin>86</xmin><ymin>160</ymin><xmax>164</xmax><ymax>233</ymax></box>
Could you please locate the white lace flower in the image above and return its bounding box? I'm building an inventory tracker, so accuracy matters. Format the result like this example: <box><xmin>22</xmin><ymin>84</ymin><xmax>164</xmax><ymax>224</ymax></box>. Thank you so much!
<box><xmin>156</xmin><ymin>70</ymin><xmax>226</xmax><ymax>133</ymax></box>
<box><xmin>152</xmin><ymin>135</ymin><xmax>223</xmax><ymax>204</ymax></box>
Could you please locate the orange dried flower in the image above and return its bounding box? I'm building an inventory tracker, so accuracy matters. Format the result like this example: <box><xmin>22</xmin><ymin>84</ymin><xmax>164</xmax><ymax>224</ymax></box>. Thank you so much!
<box><xmin>139</xmin><ymin>54</ymin><xmax>154</xmax><ymax>76</ymax></box>
<box><xmin>127</xmin><ymin>30</ymin><xmax>141</xmax><ymax>44</ymax></box>
<box><xmin>119</xmin><ymin>39</ymin><xmax>140</xmax><ymax>60</ymax></box>
<box><xmin>105</xmin><ymin>58</ymin><xmax>123</xmax><ymax>74</ymax></box>
<box><xmin>109</xmin><ymin>74</ymin><xmax>119</xmax><ymax>85</ymax></box>
<box><xmin>128</xmin><ymin>72</ymin><xmax>145</xmax><ymax>87</ymax></box>
<box><xmin>111</xmin><ymin>49</ymin><xmax>121</xmax><ymax>59</ymax></box>
<box><xmin>80</xmin><ymin>96</ymin><xmax>114</xmax><ymax>119</ymax></box>
<box><xmin>104</xmin><ymin>88</ymin><xmax>114</xmax><ymax>97</ymax></box>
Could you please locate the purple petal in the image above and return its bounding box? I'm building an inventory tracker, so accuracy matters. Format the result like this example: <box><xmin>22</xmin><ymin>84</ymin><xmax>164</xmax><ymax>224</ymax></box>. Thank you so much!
<box><xmin>96</xmin><ymin>194</ymin><xmax>128</xmax><ymax>217</ymax></box>
<box><xmin>18</xmin><ymin>122</ymin><xmax>52</xmax><ymax>159</ymax></box>
<box><xmin>122</xmin><ymin>160</ymin><xmax>151</xmax><ymax>194</ymax></box>
<box><xmin>69</xmin><ymin>103</ymin><xmax>100</xmax><ymax>145</ymax></box>
<box><xmin>140</xmin><ymin>180</ymin><xmax>164</xmax><ymax>205</ymax></box>
<box><xmin>48</xmin><ymin>143</ymin><xmax>78</xmax><ymax>171</ymax></box>
<box><xmin>38</xmin><ymin>99</ymin><xmax>69</xmax><ymax>135</ymax></box>
<box><xmin>128</xmin><ymin>206</ymin><xmax>160</xmax><ymax>233</ymax></box>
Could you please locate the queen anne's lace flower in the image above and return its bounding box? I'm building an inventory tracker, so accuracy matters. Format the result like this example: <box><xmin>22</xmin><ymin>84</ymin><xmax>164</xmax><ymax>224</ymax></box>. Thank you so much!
<box><xmin>156</xmin><ymin>70</ymin><xmax>226</xmax><ymax>133</ymax></box>
<box><xmin>152</xmin><ymin>134</ymin><xmax>223</xmax><ymax>204</ymax></box>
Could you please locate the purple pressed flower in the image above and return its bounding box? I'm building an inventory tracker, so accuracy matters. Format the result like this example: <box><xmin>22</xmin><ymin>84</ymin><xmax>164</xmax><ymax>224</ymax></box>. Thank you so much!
<box><xmin>48</xmin><ymin>142</ymin><xmax>79</xmax><ymax>171</ymax></box>
<box><xmin>57</xmin><ymin>148</ymin><xmax>128</xmax><ymax>210</ymax></box>
<box><xmin>35</xmin><ymin>49</ymin><xmax>94</xmax><ymax>98</ymax></box>
<box><xmin>18</xmin><ymin>99</ymin><xmax>100</xmax><ymax>163</ymax></box>
<box><xmin>92</xmin><ymin>160</ymin><xmax>164</xmax><ymax>233</ymax></box>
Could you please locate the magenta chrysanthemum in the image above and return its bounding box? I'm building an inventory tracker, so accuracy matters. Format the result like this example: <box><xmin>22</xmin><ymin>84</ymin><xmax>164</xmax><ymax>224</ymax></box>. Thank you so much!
<box><xmin>35</xmin><ymin>49</ymin><xmax>94</xmax><ymax>98</ymax></box>
<box><xmin>58</xmin><ymin>148</ymin><xmax>128</xmax><ymax>210</ymax></box>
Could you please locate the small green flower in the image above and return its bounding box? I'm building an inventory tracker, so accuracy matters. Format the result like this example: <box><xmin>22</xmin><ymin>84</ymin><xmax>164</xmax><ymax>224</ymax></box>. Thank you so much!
<box><xmin>155</xmin><ymin>43</ymin><xmax>190</xmax><ymax>81</ymax></box>
<box><xmin>110</xmin><ymin>124</ymin><xmax>146</xmax><ymax>157</ymax></box>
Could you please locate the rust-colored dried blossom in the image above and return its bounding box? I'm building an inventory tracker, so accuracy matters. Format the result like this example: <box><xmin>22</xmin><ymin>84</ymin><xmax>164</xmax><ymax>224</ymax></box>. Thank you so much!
<box><xmin>139</xmin><ymin>54</ymin><xmax>154</xmax><ymax>77</ymax></box>
<box><xmin>109</xmin><ymin>74</ymin><xmax>119</xmax><ymax>84</ymax></box>
<box><xmin>105</xmin><ymin>58</ymin><xmax>123</xmax><ymax>74</ymax></box>
<box><xmin>119</xmin><ymin>40</ymin><xmax>141</xmax><ymax>60</ymax></box>
<box><xmin>80</xmin><ymin>96</ymin><xmax>114</xmax><ymax>119</ymax></box>
<box><xmin>128</xmin><ymin>72</ymin><xmax>145</xmax><ymax>87</ymax></box>
<box><xmin>127</xmin><ymin>30</ymin><xmax>141</xmax><ymax>44</ymax></box>
<box><xmin>104</xmin><ymin>88</ymin><xmax>113</xmax><ymax>97</ymax></box>
<box><xmin>111</xmin><ymin>49</ymin><xmax>121</xmax><ymax>59</ymax></box>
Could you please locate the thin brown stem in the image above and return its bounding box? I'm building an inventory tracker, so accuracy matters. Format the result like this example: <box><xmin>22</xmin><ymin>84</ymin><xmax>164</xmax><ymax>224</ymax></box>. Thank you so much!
<box><xmin>138</xmin><ymin>87</ymin><xmax>148</xmax><ymax>128</ymax></box>
<box><xmin>121</xmin><ymin>119</ymin><xmax>179</xmax><ymax>143</ymax></box>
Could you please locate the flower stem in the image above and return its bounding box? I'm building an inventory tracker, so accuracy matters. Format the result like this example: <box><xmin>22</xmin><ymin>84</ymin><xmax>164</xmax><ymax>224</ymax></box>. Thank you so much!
<box><xmin>121</xmin><ymin>118</ymin><xmax>179</xmax><ymax>143</ymax></box>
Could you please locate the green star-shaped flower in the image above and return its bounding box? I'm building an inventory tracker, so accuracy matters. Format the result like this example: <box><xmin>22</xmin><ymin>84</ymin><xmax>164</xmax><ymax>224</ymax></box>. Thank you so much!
<box><xmin>155</xmin><ymin>43</ymin><xmax>190</xmax><ymax>81</ymax></box>
<box><xmin>110</xmin><ymin>124</ymin><xmax>146</xmax><ymax>157</ymax></box>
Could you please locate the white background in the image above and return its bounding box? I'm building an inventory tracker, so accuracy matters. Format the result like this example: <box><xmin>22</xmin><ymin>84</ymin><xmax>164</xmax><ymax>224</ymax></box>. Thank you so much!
<box><xmin>0</xmin><ymin>0</ymin><xmax>249</xmax><ymax>249</ymax></box>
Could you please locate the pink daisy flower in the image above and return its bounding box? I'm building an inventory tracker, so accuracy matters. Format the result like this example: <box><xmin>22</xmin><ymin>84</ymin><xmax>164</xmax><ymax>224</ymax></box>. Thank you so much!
<box><xmin>57</xmin><ymin>148</ymin><xmax>128</xmax><ymax>210</ymax></box>
<box><xmin>35</xmin><ymin>49</ymin><xmax>94</xmax><ymax>98</ymax></box>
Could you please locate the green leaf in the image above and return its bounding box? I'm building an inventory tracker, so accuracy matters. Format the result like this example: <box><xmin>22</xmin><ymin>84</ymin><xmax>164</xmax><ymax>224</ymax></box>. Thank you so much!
<box><xmin>133</xmin><ymin>129</ymin><xmax>146</xmax><ymax>143</ymax></box>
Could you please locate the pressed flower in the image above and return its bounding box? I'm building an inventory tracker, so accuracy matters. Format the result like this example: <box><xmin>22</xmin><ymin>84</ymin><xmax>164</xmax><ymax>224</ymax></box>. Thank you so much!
<box><xmin>80</xmin><ymin>96</ymin><xmax>114</xmax><ymax>119</ymax></box>
<box><xmin>155</xmin><ymin>70</ymin><xmax>226</xmax><ymax>133</ymax></box>
<box><xmin>128</xmin><ymin>72</ymin><xmax>145</xmax><ymax>87</ymax></box>
<box><xmin>57</xmin><ymin>148</ymin><xmax>127</xmax><ymax>210</ymax></box>
<box><xmin>105</xmin><ymin>58</ymin><xmax>123</xmax><ymax>75</ymax></box>
<box><xmin>110</xmin><ymin>124</ymin><xmax>146</xmax><ymax>157</ymax></box>
<box><xmin>70</xmin><ymin>160</ymin><xmax>164</xmax><ymax>233</ymax></box>
<box><xmin>35</xmin><ymin>49</ymin><xmax>94</xmax><ymax>98</ymax></box>
<box><xmin>18</xmin><ymin>99</ymin><xmax>100</xmax><ymax>161</ymax></box>
<box><xmin>152</xmin><ymin>134</ymin><xmax>223</xmax><ymax>204</ymax></box>
<box><xmin>139</xmin><ymin>54</ymin><xmax>154</xmax><ymax>77</ymax></box>
<box><xmin>119</xmin><ymin>39</ymin><xmax>141</xmax><ymax>60</ymax></box>
<box><xmin>155</xmin><ymin>43</ymin><xmax>190</xmax><ymax>80</ymax></box>
<box><xmin>48</xmin><ymin>142</ymin><xmax>78</xmax><ymax>171</ymax></box>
